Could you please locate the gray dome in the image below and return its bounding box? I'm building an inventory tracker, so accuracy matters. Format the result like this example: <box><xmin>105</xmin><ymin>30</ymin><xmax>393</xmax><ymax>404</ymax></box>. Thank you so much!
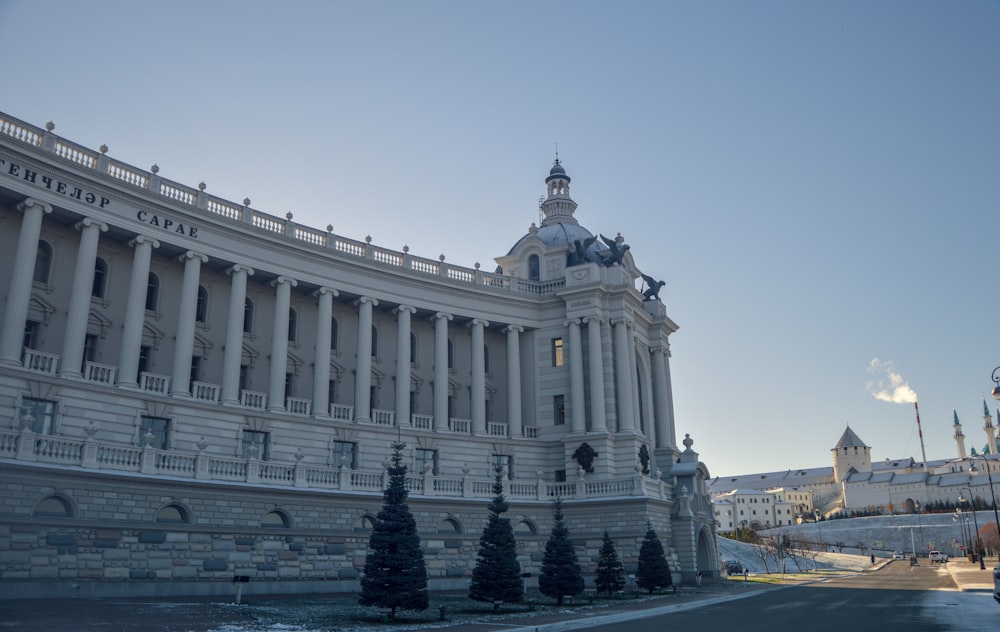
<box><xmin>507</xmin><ymin>222</ymin><xmax>596</xmax><ymax>256</ymax></box>
<box><xmin>545</xmin><ymin>160</ymin><xmax>570</xmax><ymax>183</ymax></box>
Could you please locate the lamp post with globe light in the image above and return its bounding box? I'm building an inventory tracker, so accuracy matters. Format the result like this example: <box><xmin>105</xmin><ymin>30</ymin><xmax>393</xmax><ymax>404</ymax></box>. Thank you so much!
<box><xmin>960</xmin><ymin>487</ymin><xmax>986</xmax><ymax>570</ymax></box>
<box><xmin>968</xmin><ymin>453</ymin><xmax>1000</xmax><ymax>564</ymax></box>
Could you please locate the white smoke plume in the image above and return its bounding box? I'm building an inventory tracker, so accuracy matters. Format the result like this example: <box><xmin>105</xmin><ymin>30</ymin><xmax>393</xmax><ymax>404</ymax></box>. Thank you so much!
<box><xmin>866</xmin><ymin>357</ymin><xmax>918</xmax><ymax>403</ymax></box>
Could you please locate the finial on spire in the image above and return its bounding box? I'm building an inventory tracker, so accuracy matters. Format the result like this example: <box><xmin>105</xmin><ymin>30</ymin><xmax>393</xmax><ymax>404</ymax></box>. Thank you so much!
<box><xmin>554</xmin><ymin>142</ymin><xmax>559</xmax><ymax>166</ymax></box>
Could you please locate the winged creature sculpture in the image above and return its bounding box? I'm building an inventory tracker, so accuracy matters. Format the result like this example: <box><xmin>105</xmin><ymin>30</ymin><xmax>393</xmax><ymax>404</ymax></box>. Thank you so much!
<box><xmin>599</xmin><ymin>234</ymin><xmax>630</xmax><ymax>265</ymax></box>
<box><xmin>640</xmin><ymin>273</ymin><xmax>665</xmax><ymax>301</ymax></box>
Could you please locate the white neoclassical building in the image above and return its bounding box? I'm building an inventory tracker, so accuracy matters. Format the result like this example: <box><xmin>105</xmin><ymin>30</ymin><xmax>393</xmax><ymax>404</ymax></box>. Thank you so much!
<box><xmin>0</xmin><ymin>112</ymin><xmax>719</xmax><ymax>598</ymax></box>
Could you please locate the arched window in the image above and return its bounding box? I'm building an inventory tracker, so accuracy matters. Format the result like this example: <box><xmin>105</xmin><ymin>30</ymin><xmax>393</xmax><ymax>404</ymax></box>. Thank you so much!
<box><xmin>330</xmin><ymin>318</ymin><xmax>339</xmax><ymax>350</ymax></box>
<box><xmin>354</xmin><ymin>515</ymin><xmax>376</xmax><ymax>531</ymax></box>
<box><xmin>527</xmin><ymin>254</ymin><xmax>540</xmax><ymax>282</ymax></box>
<box><xmin>438</xmin><ymin>518</ymin><xmax>462</xmax><ymax>534</ymax></box>
<box><xmin>261</xmin><ymin>510</ymin><xmax>290</xmax><ymax>528</ymax></box>
<box><xmin>410</xmin><ymin>333</ymin><xmax>416</xmax><ymax>364</ymax></box>
<box><xmin>33</xmin><ymin>495</ymin><xmax>71</xmax><ymax>517</ymax></box>
<box><xmin>243</xmin><ymin>298</ymin><xmax>254</xmax><ymax>333</ymax></box>
<box><xmin>92</xmin><ymin>257</ymin><xmax>108</xmax><ymax>298</ymax></box>
<box><xmin>33</xmin><ymin>240</ymin><xmax>53</xmax><ymax>283</ymax></box>
<box><xmin>145</xmin><ymin>273</ymin><xmax>159</xmax><ymax>311</ymax></box>
<box><xmin>155</xmin><ymin>504</ymin><xmax>188</xmax><ymax>524</ymax></box>
<box><xmin>195</xmin><ymin>286</ymin><xmax>208</xmax><ymax>322</ymax></box>
<box><xmin>288</xmin><ymin>308</ymin><xmax>298</xmax><ymax>342</ymax></box>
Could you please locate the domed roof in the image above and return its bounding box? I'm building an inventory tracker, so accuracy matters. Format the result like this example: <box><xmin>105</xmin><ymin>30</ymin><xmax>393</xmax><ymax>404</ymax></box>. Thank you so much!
<box><xmin>545</xmin><ymin>159</ymin><xmax>570</xmax><ymax>184</ymax></box>
<box><xmin>507</xmin><ymin>222</ymin><xmax>596</xmax><ymax>255</ymax></box>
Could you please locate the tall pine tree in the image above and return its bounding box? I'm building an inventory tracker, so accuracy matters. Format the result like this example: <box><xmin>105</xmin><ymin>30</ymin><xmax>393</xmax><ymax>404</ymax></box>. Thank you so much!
<box><xmin>594</xmin><ymin>531</ymin><xmax>626</xmax><ymax>597</ymax></box>
<box><xmin>635</xmin><ymin>523</ymin><xmax>672</xmax><ymax>594</ymax></box>
<box><xmin>538</xmin><ymin>498</ymin><xmax>584</xmax><ymax>605</ymax></box>
<box><xmin>469</xmin><ymin>467</ymin><xmax>524</xmax><ymax>604</ymax></box>
<box><xmin>358</xmin><ymin>441</ymin><xmax>429</xmax><ymax>619</ymax></box>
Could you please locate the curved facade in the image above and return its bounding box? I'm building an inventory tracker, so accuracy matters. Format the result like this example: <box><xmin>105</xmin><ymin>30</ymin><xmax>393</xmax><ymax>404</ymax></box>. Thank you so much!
<box><xmin>0</xmin><ymin>113</ymin><xmax>718</xmax><ymax>597</ymax></box>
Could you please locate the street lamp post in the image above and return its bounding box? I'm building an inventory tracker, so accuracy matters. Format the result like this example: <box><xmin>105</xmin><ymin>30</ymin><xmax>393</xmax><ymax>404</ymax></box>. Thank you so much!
<box><xmin>960</xmin><ymin>487</ymin><xmax>986</xmax><ymax>570</ymax></box>
<box><xmin>968</xmin><ymin>453</ymin><xmax>1000</xmax><ymax>564</ymax></box>
<box><xmin>954</xmin><ymin>509</ymin><xmax>972</xmax><ymax>556</ymax></box>
<box><xmin>814</xmin><ymin>509</ymin><xmax>824</xmax><ymax>551</ymax></box>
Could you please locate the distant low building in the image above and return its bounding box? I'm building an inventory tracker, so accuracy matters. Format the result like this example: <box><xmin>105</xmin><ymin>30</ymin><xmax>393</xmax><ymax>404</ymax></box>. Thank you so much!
<box><xmin>711</xmin><ymin>419</ymin><xmax>1000</xmax><ymax>523</ymax></box>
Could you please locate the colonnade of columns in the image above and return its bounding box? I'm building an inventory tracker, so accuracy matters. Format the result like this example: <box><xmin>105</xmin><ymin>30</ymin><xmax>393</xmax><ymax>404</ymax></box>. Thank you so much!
<box><xmin>0</xmin><ymin>198</ymin><xmax>676</xmax><ymax>447</ymax></box>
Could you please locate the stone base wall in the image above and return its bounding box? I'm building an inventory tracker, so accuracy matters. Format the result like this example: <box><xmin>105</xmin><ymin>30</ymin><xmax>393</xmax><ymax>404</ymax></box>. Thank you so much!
<box><xmin>0</xmin><ymin>464</ymin><xmax>686</xmax><ymax>598</ymax></box>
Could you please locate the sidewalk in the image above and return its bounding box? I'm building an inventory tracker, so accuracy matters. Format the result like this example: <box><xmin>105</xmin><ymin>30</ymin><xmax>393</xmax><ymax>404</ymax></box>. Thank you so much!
<box><xmin>945</xmin><ymin>558</ymin><xmax>999</xmax><ymax>593</ymax></box>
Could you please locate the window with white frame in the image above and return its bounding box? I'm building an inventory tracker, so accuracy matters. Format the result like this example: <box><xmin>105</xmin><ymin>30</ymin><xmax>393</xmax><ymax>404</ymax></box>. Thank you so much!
<box><xmin>140</xmin><ymin>415</ymin><xmax>170</xmax><ymax>450</ymax></box>
<box><xmin>491</xmin><ymin>454</ymin><xmax>513</xmax><ymax>479</ymax></box>
<box><xmin>242</xmin><ymin>430</ymin><xmax>270</xmax><ymax>460</ymax></box>
<box><xmin>21</xmin><ymin>397</ymin><xmax>56</xmax><ymax>434</ymax></box>
<box><xmin>414</xmin><ymin>448</ymin><xmax>438</xmax><ymax>475</ymax></box>
<box><xmin>332</xmin><ymin>440</ymin><xmax>357</xmax><ymax>469</ymax></box>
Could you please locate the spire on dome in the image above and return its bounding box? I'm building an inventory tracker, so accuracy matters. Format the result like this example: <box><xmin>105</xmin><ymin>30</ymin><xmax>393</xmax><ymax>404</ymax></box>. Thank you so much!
<box><xmin>954</xmin><ymin>409</ymin><xmax>961</xmax><ymax>425</ymax></box>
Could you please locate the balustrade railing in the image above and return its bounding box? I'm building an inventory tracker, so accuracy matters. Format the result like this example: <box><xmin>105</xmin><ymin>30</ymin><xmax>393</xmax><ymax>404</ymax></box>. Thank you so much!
<box><xmin>330</xmin><ymin>403</ymin><xmax>354</xmax><ymax>421</ymax></box>
<box><xmin>240</xmin><ymin>390</ymin><xmax>267</xmax><ymax>410</ymax></box>
<box><xmin>448</xmin><ymin>418</ymin><xmax>471</xmax><ymax>434</ymax></box>
<box><xmin>370</xmin><ymin>409</ymin><xmax>395</xmax><ymax>426</ymax></box>
<box><xmin>139</xmin><ymin>372</ymin><xmax>170</xmax><ymax>394</ymax></box>
<box><xmin>411</xmin><ymin>414</ymin><xmax>433</xmax><ymax>429</ymax></box>
<box><xmin>0</xmin><ymin>111</ymin><xmax>569</xmax><ymax>298</ymax></box>
<box><xmin>83</xmin><ymin>361</ymin><xmax>117</xmax><ymax>385</ymax></box>
<box><xmin>0</xmin><ymin>428</ymin><xmax>669</xmax><ymax>501</ymax></box>
<box><xmin>285</xmin><ymin>397</ymin><xmax>312</xmax><ymax>416</ymax></box>
<box><xmin>22</xmin><ymin>349</ymin><xmax>59</xmax><ymax>375</ymax></box>
<box><xmin>191</xmin><ymin>381</ymin><xmax>221</xmax><ymax>402</ymax></box>
<box><xmin>487</xmin><ymin>422</ymin><xmax>508</xmax><ymax>437</ymax></box>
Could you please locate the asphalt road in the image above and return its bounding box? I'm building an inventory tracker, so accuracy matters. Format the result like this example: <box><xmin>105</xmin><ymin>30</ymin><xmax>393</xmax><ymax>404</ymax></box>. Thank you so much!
<box><xmin>581</xmin><ymin>563</ymin><xmax>959</xmax><ymax>632</ymax></box>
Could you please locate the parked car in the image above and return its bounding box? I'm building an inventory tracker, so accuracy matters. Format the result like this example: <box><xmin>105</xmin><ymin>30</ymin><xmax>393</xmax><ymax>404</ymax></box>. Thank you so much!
<box><xmin>892</xmin><ymin>551</ymin><xmax>906</xmax><ymax>559</ymax></box>
<box><xmin>929</xmin><ymin>551</ymin><xmax>948</xmax><ymax>563</ymax></box>
<box><xmin>724</xmin><ymin>560</ymin><xmax>744</xmax><ymax>574</ymax></box>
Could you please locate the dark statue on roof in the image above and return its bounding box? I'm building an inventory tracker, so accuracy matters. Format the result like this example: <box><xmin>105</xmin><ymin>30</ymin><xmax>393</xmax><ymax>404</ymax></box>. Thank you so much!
<box><xmin>599</xmin><ymin>234</ymin><xmax>630</xmax><ymax>265</ymax></box>
<box><xmin>568</xmin><ymin>236</ymin><xmax>598</xmax><ymax>266</ymax></box>
<box><xmin>640</xmin><ymin>273</ymin><xmax>665</xmax><ymax>301</ymax></box>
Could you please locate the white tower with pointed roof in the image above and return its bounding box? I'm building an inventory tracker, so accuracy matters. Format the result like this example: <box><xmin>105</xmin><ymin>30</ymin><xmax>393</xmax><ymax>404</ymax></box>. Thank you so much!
<box><xmin>831</xmin><ymin>426</ymin><xmax>872</xmax><ymax>483</ymax></box>
<box><xmin>983</xmin><ymin>399</ymin><xmax>998</xmax><ymax>455</ymax></box>
<box><xmin>953</xmin><ymin>408</ymin><xmax>967</xmax><ymax>459</ymax></box>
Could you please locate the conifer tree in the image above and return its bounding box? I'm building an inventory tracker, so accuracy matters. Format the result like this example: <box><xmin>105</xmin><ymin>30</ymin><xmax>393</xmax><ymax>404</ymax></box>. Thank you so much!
<box><xmin>469</xmin><ymin>467</ymin><xmax>524</xmax><ymax>604</ymax></box>
<box><xmin>358</xmin><ymin>441</ymin><xmax>429</xmax><ymax>619</ymax></box>
<box><xmin>594</xmin><ymin>531</ymin><xmax>626</xmax><ymax>597</ymax></box>
<box><xmin>635</xmin><ymin>523</ymin><xmax>672</xmax><ymax>594</ymax></box>
<box><xmin>538</xmin><ymin>498</ymin><xmax>584</xmax><ymax>605</ymax></box>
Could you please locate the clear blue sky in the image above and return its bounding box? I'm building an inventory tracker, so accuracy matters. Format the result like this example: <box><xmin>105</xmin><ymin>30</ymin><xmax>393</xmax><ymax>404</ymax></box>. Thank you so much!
<box><xmin>2</xmin><ymin>1</ymin><xmax>998</xmax><ymax>476</ymax></box>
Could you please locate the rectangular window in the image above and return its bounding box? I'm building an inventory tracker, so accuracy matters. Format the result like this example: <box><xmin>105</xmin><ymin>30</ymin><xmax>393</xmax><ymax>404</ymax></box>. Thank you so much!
<box><xmin>23</xmin><ymin>320</ymin><xmax>40</xmax><ymax>350</ymax></box>
<box><xmin>553</xmin><ymin>394</ymin><xmax>566</xmax><ymax>425</ymax></box>
<box><xmin>138</xmin><ymin>345</ymin><xmax>151</xmax><ymax>375</ymax></box>
<box><xmin>285</xmin><ymin>372</ymin><xmax>294</xmax><ymax>399</ymax></box>
<box><xmin>140</xmin><ymin>415</ymin><xmax>170</xmax><ymax>450</ymax></box>
<box><xmin>555</xmin><ymin>469</ymin><xmax>566</xmax><ymax>483</ymax></box>
<box><xmin>20</xmin><ymin>397</ymin><xmax>55</xmax><ymax>434</ymax></box>
<box><xmin>332</xmin><ymin>440</ymin><xmax>357</xmax><ymax>469</ymax></box>
<box><xmin>414</xmin><ymin>448</ymin><xmax>438</xmax><ymax>475</ymax></box>
<box><xmin>239</xmin><ymin>365</ymin><xmax>250</xmax><ymax>392</ymax></box>
<box><xmin>491</xmin><ymin>454</ymin><xmax>513</xmax><ymax>479</ymax></box>
<box><xmin>242</xmin><ymin>430</ymin><xmax>270</xmax><ymax>460</ymax></box>
<box><xmin>328</xmin><ymin>379</ymin><xmax>337</xmax><ymax>405</ymax></box>
<box><xmin>551</xmin><ymin>337</ymin><xmax>564</xmax><ymax>367</ymax></box>
<box><xmin>190</xmin><ymin>356</ymin><xmax>202</xmax><ymax>384</ymax></box>
<box><xmin>83</xmin><ymin>334</ymin><xmax>97</xmax><ymax>363</ymax></box>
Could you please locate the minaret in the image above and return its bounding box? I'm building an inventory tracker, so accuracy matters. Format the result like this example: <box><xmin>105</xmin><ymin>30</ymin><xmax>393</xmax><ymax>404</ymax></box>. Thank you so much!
<box><xmin>953</xmin><ymin>408</ymin><xmax>967</xmax><ymax>459</ymax></box>
<box><xmin>984</xmin><ymin>399</ymin><xmax>998</xmax><ymax>456</ymax></box>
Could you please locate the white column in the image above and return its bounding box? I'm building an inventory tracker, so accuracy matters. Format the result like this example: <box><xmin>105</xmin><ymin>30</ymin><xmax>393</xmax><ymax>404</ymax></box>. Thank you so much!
<box><xmin>353</xmin><ymin>297</ymin><xmax>377</xmax><ymax>422</ymax></box>
<box><xmin>613</xmin><ymin>318</ymin><xmax>635</xmax><ymax>432</ymax></box>
<box><xmin>268</xmin><ymin>276</ymin><xmax>297</xmax><ymax>411</ymax></box>
<box><xmin>170</xmin><ymin>251</ymin><xmax>208</xmax><ymax>396</ymax></box>
<box><xmin>60</xmin><ymin>218</ymin><xmax>108</xmax><ymax>377</ymax></box>
<box><xmin>567</xmin><ymin>318</ymin><xmax>586</xmax><ymax>433</ymax></box>
<box><xmin>433</xmin><ymin>312</ymin><xmax>452</xmax><ymax>431</ymax></box>
<box><xmin>505</xmin><ymin>325</ymin><xmax>523</xmax><ymax>438</ymax></box>
<box><xmin>395</xmin><ymin>305</ymin><xmax>416</xmax><ymax>426</ymax></box>
<box><xmin>652</xmin><ymin>344</ymin><xmax>675</xmax><ymax>449</ymax></box>
<box><xmin>470</xmin><ymin>318</ymin><xmax>489</xmax><ymax>434</ymax></box>
<box><xmin>311</xmin><ymin>287</ymin><xmax>337</xmax><ymax>418</ymax></box>
<box><xmin>585</xmin><ymin>316</ymin><xmax>607</xmax><ymax>432</ymax></box>
<box><xmin>0</xmin><ymin>199</ymin><xmax>52</xmax><ymax>366</ymax></box>
<box><xmin>117</xmin><ymin>235</ymin><xmax>159</xmax><ymax>387</ymax></box>
<box><xmin>639</xmin><ymin>346</ymin><xmax>656</xmax><ymax>441</ymax></box>
<box><xmin>628</xmin><ymin>330</ymin><xmax>641</xmax><ymax>433</ymax></box>
<box><xmin>602</xmin><ymin>319</ymin><xmax>617</xmax><ymax>431</ymax></box>
<box><xmin>221</xmin><ymin>264</ymin><xmax>253</xmax><ymax>404</ymax></box>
